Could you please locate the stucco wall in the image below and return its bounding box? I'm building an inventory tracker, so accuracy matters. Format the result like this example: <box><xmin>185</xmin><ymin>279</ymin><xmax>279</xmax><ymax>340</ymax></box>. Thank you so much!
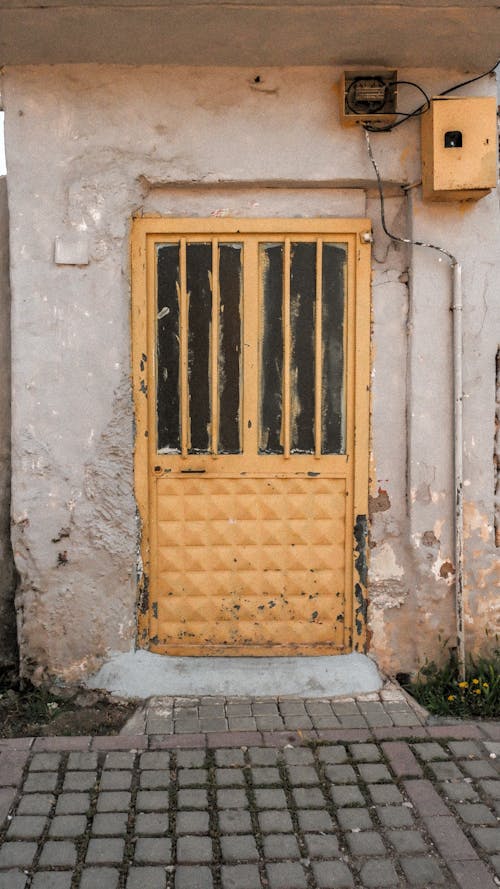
<box><xmin>2</xmin><ymin>65</ymin><xmax>499</xmax><ymax>682</ymax></box>
<box><xmin>0</xmin><ymin>176</ymin><xmax>17</xmax><ymax>668</ymax></box>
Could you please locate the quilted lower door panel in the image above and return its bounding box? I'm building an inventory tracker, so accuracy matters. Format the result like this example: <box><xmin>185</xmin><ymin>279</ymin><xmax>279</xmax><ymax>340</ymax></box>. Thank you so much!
<box><xmin>150</xmin><ymin>475</ymin><xmax>348</xmax><ymax>655</ymax></box>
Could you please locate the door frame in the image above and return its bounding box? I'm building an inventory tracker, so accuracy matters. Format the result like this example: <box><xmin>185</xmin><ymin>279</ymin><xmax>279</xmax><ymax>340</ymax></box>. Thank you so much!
<box><xmin>131</xmin><ymin>216</ymin><xmax>372</xmax><ymax>653</ymax></box>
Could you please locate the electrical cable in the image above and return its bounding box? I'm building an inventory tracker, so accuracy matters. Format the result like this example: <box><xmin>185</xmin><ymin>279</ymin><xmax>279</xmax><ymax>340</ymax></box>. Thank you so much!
<box><xmin>362</xmin><ymin>59</ymin><xmax>499</xmax><ymax>133</ymax></box>
<box><xmin>363</xmin><ymin>128</ymin><xmax>456</xmax><ymax>264</ymax></box>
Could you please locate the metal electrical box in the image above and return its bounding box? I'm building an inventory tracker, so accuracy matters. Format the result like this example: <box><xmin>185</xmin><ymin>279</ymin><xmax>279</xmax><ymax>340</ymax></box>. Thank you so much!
<box><xmin>421</xmin><ymin>96</ymin><xmax>497</xmax><ymax>201</ymax></box>
<box><xmin>339</xmin><ymin>70</ymin><xmax>397</xmax><ymax>128</ymax></box>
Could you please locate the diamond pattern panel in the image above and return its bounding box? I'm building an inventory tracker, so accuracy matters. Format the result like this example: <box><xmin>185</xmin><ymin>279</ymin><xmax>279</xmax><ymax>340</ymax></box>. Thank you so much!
<box><xmin>152</xmin><ymin>475</ymin><xmax>347</xmax><ymax>652</ymax></box>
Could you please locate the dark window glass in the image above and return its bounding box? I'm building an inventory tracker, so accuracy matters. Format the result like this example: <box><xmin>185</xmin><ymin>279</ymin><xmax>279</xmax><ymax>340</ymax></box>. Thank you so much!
<box><xmin>259</xmin><ymin>244</ymin><xmax>284</xmax><ymax>454</ymax></box>
<box><xmin>156</xmin><ymin>243</ymin><xmax>180</xmax><ymax>453</ymax></box>
<box><xmin>290</xmin><ymin>242</ymin><xmax>316</xmax><ymax>453</ymax></box>
<box><xmin>219</xmin><ymin>244</ymin><xmax>242</xmax><ymax>454</ymax></box>
<box><xmin>187</xmin><ymin>243</ymin><xmax>212</xmax><ymax>454</ymax></box>
<box><xmin>322</xmin><ymin>243</ymin><xmax>346</xmax><ymax>454</ymax></box>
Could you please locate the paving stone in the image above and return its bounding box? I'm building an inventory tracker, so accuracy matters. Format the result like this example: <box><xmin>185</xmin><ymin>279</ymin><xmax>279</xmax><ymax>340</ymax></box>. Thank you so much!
<box><xmin>368</xmin><ymin>784</ymin><xmax>403</xmax><ymax>805</ymax></box>
<box><xmin>100</xmin><ymin>770</ymin><xmax>133</xmax><ymax>790</ymax></box>
<box><xmin>470</xmin><ymin>827</ymin><xmax>500</xmax><ymax>852</ymax></box>
<box><xmin>447</xmin><ymin>859</ymin><xmax>498</xmax><ymax>889</ymax></box>
<box><xmin>403</xmin><ymin>780</ymin><xmax>449</xmax><ymax>816</ymax></box>
<box><xmin>479</xmin><ymin>780</ymin><xmax>500</xmax><ymax>799</ymax></box>
<box><xmin>147</xmin><ymin>716</ymin><xmax>174</xmax><ymax>734</ymax></box>
<box><xmin>137</xmin><ymin>790</ymin><xmax>171</xmax><ymax>811</ymax></box>
<box><xmin>461</xmin><ymin>759</ymin><xmax>498</xmax><ymax>778</ymax></box>
<box><xmin>135</xmin><ymin>812</ymin><xmax>170</xmax><ymax>836</ymax></box>
<box><xmin>221</xmin><ymin>863</ymin><xmax>261</xmax><ymax>889</ymax></box>
<box><xmin>267</xmin><ymin>861</ymin><xmax>309</xmax><ymax>889</ymax></box>
<box><xmin>349</xmin><ymin>743</ymin><xmax>381</xmax><ymax>762</ymax></box>
<box><xmin>298</xmin><ymin>809</ymin><xmax>336</xmax><ymax>832</ymax></box>
<box><xmin>23</xmin><ymin>772</ymin><xmax>58</xmax><ymax>793</ymax></box>
<box><xmin>311</xmin><ymin>716</ymin><xmax>342</xmax><ymax>729</ymax></box>
<box><xmin>104</xmin><ymin>752</ymin><xmax>136</xmax><ymax>770</ymax></box>
<box><xmin>67</xmin><ymin>752</ymin><xmax>98</xmax><ymax>770</ymax></box>
<box><xmin>217</xmin><ymin>789</ymin><xmax>247</xmax><ymax>809</ymax></box>
<box><xmin>312</xmin><ymin>860</ymin><xmax>354</xmax><ymax>887</ymax></box>
<box><xmin>177</xmin><ymin>835</ymin><xmax>212</xmax><ymax>863</ymax></box>
<box><xmin>347</xmin><ymin>830</ymin><xmax>386</xmax><ymax>856</ymax></box>
<box><xmin>259</xmin><ymin>810</ymin><xmax>294</xmax><ymax>833</ymax></box>
<box><xmin>0</xmin><ymin>787</ymin><xmax>18</xmax><ymax>821</ymax></box>
<box><xmin>0</xmin><ymin>842</ymin><xmax>37</xmax><ymax>868</ymax></box>
<box><xmin>251</xmin><ymin>767</ymin><xmax>281</xmax><ymax>786</ymax></box>
<box><xmin>330</xmin><ymin>785</ymin><xmax>365</xmax><ymax>807</ymax></box>
<box><xmin>219</xmin><ymin>809</ymin><xmax>253</xmax><ymax>834</ymax></box>
<box><xmin>412</xmin><ymin>742</ymin><xmax>448</xmax><ymax>762</ymax></box>
<box><xmin>286</xmin><ymin>766</ymin><xmax>318</xmax><ymax>786</ymax></box>
<box><xmin>400</xmin><ymin>856</ymin><xmax>445</xmax><ymax>885</ymax></box>
<box><xmin>283</xmin><ymin>715</ymin><xmax>313</xmax><ymax>730</ymax></box>
<box><xmin>358</xmin><ymin>763</ymin><xmax>392</xmax><ymax>783</ymax></box>
<box><xmin>254</xmin><ymin>702</ymin><xmax>281</xmax><ymax>715</ymax></box>
<box><xmin>126</xmin><ymin>867</ymin><xmax>167</xmax><ymax>889</ymax></box>
<box><xmin>293</xmin><ymin>787</ymin><xmax>325</xmax><ymax>808</ymax></box>
<box><xmin>216</xmin><ymin>768</ymin><xmax>245</xmax><ymax>786</ymax></box>
<box><xmin>491</xmin><ymin>855</ymin><xmax>500</xmax><ymax>876</ymax></box>
<box><xmin>305</xmin><ymin>700</ymin><xmax>334</xmax><ymax>717</ymax></box>
<box><xmin>176</xmin><ymin>749</ymin><xmax>206</xmax><ymax>768</ymax></box>
<box><xmin>175</xmin><ymin>865</ymin><xmax>214</xmax><ymax>889</ymax></box>
<box><xmin>227</xmin><ymin>704</ymin><xmax>252</xmax><ymax>717</ymax></box>
<box><xmin>63</xmin><ymin>770</ymin><xmax>97</xmax><ymax>791</ymax></box>
<box><xmin>91</xmin><ymin>812</ymin><xmax>129</xmax><ymax>835</ymax></box>
<box><xmin>254</xmin><ymin>788</ymin><xmax>287</xmax><ymax>809</ymax></box>
<box><xmin>429</xmin><ymin>761</ymin><xmax>464</xmax><ymax>781</ymax></box>
<box><xmin>331</xmin><ymin>703</ymin><xmax>359</xmax><ymax>716</ymax></box>
<box><xmin>39</xmin><ymin>840</ymin><xmax>78</xmax><ymax>867</ymax></box>
<box><xmin>336</xmin><ymin>807</ymin><xmax>372</xmax><ymax>830</ymax></box>
<box><xmin>359</xmin><ymin>860</ymin><xmax>399</xmax><ymax>887</ymax></box>
<box><xmin>263</xmin><ymin>833</ymin><xmax>301</xmax><ymax>859</ymax></box>
<box><xmin>283</xmin><ymin>748</ymin><xmax>315</xmax><ymax>765</ymax></box>
<box><xmin>317</xmin><ymin>746</ymin><xmax>348</xmax><ymax>764</ymax></box>
<box><xmin>50</xmin><ymin>813</ymin><xmax>88</xmax><ymax>837</ymax></box>
<box><xmin>220</xmin><ymin>834</ymin><xmax>259</xmax><ymax>861</ymax></box>
<box><xmin>80</xmin><ymin>869</ymin><xmax>120</xmax><ymax>889</ymax></box>
<box><xmin>386</xmin><ymin>830</ymin><xmax>428</xmax><ymax>854</ymax></box>
<box><xmin>376</xmin><ymin>805</ymin><xmax>414</xmax><ymax>827</ymax></box>
<box><xmin>423</xmin><ymin>815</ymin><xmax>478</xmax><ymax>860</ymax></box>
<box><xmin>86</xmin><ymin>838</ymin><xmax>125</xmax><ymax>865</ymax></box>
<box><xmin>305</xmin><ymin>833</ymin><xmax>340</xmax><ymax>858</ymax></box>
<box><xmin>389</xmin><ymin>711</ymin><xmax>421</xmax><ymax>727</ymax></box>
<box><xmin>448</xmin><ymin>742</ymin><xmax>483</xmax><ymax>759</ymax></box>
<box><xmin>31</xmin><ymin>875</ymin><xmax>72</xmax><ymax>889</ymax></box>
<box><xmin>56</xmin><ymin>791</ymin><xmax>90</xmax><ymax>814</ymax></box>
<box><xmin>179</xmin><ymin>768</ymin><xmax>208</xmax><ymax>787</ymax></box>
<box><xmin>29</xmin><ymin>753</ymin><xmax>61</xmax><ymax>771</ymax></box>
<box><xmin>337</xmin><ymin>715</ymin><xmax>368</xmax><ymax>728</ymax></box>
<box><xmin>0</xmin><ymin>873</ymin><xmax>28</xmax><ymax>889</ymax></box>
<box><xmin>455</xmin><ymin>803</ymin><xmax>497</xmax><ymax>824</ymax></box>
<box><xmin>96</xmin><ymin>791</ymin><xmax>132</xmax><ymax>812</ymax></box>
<box><xmin>216</xmin><ymin>749</ymin><xmax>246</xmax><ymax>767</ymax></box>
<box><xmin>139</xmin><ymin>752</ymin><xmax>171</xmax><ymax>770</ymax></box>
<box><xmin>440</xmin><ymin>781</ymin><xmax>479</xmax><ymax>802</ymax></box>
<box><xmin>325</xmin><ymin>764</ymin><xmax>357</xmax><ymax>784</ymax></box>
<box><xmin>7</xmin><ymin>815</ymin><xmax>47</xmax><ymax>838</ymax></box>
<box><xmin>135</xmin><ymin>836</ymin><xmax>172</xmax><ymax>863</ymax></box>
<box><xmin>140</xmin><ymin>770</ymin><xmax>170</xmax><ymax>789</ymax></box>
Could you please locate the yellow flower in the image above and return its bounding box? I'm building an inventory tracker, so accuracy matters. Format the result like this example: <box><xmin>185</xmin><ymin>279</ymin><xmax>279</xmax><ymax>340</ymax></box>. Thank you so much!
<box><xmin>447</xmin><ymin>695</ymin><xmax>456</xmax><ymax>701</ymax></box>
<box><xmin>458</xmin><ymin>681</ymin><xmax>468</xmax><ymax>688</ymax></box>
<box><xmin>473</xmin><ymin>689</ymin><xmax>481</xmax><ymax>694</ymax></box>
<box><xmin>483</xmin><ymin>683</ymin><xmax>489</xmax><ymax>689</ymax></box>
<box><xmin>472</xmin><ymin>679</ymin><xmax>480</xmax><ymax>684</ymax></box>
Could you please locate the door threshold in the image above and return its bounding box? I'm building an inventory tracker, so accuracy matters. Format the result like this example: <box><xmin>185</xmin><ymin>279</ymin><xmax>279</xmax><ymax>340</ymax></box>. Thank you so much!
<box><xmin>86</xmin><ymin>650</ymin><xmax>383</xmax><ymax>699</ymax></box>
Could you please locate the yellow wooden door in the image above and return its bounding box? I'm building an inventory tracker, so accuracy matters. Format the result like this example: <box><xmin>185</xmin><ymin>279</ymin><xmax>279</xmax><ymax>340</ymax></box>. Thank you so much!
<box><xmin>132</xmin><ymin>218</ymin><xmax>371</xmax><ymax>656</ymax></box>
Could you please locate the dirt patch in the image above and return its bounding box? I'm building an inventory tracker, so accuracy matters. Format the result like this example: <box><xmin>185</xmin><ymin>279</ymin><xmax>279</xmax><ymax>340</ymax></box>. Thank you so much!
<box><xmin>0</xmin><ymin>668</ymin><xmax>137</xmax><ymax>738</ymax></box>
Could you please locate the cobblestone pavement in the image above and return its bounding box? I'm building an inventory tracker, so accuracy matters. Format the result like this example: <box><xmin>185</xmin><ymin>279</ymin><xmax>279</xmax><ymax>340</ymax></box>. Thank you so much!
<box><xmin>1</xmin><ymin>692</ymin><xmax>500</xmax><ymax>888</ymax></box>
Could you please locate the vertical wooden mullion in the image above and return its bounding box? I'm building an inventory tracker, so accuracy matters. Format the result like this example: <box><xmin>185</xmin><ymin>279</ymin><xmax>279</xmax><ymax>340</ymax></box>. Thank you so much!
<box><xmin>283</xmin><ymin>238</ymin><xmax>291</xmax><ymax>459</ymax></box>
<box><xmin>243</xmin><ymin>239</ymin><xmax>258</xmax><ymax>456</ymax></box>
<box><xmin>179</xmin><ymin>238</ymin><xmax>189</xmax><ymax>458</ymax></box>
<box><xmin>315</xmin><ymin>239</ymin><xmax>323</xmax><ymax>458</ymax></box>
<box><xmin>211</xmin><ymin>240</ymin><xmax>219</xmax><ymax>457</ymax></box>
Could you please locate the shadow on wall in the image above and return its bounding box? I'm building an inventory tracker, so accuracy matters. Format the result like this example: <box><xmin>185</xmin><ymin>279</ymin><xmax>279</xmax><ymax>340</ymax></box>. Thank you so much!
<box><xmin>0</xmin><ymin>175</ymin><xmax>18</xmax><ymax>670</ymax></box>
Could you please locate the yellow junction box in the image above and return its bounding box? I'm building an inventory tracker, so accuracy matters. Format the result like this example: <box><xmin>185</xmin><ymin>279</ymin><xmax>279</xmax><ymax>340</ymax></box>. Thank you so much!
<box><xmin>421</xmin><ymin>96</ymin><xmax>497</xmax><ymax>201</ymax></box>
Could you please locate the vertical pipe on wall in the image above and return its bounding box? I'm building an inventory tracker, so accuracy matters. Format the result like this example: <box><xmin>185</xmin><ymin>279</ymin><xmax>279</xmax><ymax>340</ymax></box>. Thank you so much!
<box><xmin>452</xmin><ymin>260</ymin><xmax>466</xmax><ymax>680</ymax></box>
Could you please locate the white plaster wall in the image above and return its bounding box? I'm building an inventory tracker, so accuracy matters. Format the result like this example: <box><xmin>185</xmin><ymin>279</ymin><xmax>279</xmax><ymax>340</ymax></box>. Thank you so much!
<box><xmin>2</xmin><ymin>64</ymin><xmax>499</xmax><ymax>681</ymax></box>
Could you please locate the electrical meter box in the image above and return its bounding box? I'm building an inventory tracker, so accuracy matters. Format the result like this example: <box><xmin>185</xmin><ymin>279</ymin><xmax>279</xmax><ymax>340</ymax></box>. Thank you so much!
<box><xmin>421</xmin><ymin>96</ymin><xmax>497</xmax><ymax>201</ymax></box>
<box><xmin>339</xmin><ymin>70</ymin><xmax>397</xmax><ymax>128</ymax></box>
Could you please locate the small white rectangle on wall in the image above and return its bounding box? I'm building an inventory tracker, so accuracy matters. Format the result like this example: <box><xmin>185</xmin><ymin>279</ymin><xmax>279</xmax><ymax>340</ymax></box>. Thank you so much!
<box><xmin>54</xmin><ymin>235</ymin><xmax>89</xmax><ymax>266</ymax></box>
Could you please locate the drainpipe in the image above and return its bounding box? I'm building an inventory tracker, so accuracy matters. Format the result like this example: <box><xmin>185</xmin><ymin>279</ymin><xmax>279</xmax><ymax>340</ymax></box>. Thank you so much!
<box><xmin>452</xmin><ymin>261</ymin><xmax>466</xmax><ymax>681</ymax></box>
<box><xmin>364</xmin><ymin>130</ymin><xmax>466</xmax><ymax>680</ymax></box>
